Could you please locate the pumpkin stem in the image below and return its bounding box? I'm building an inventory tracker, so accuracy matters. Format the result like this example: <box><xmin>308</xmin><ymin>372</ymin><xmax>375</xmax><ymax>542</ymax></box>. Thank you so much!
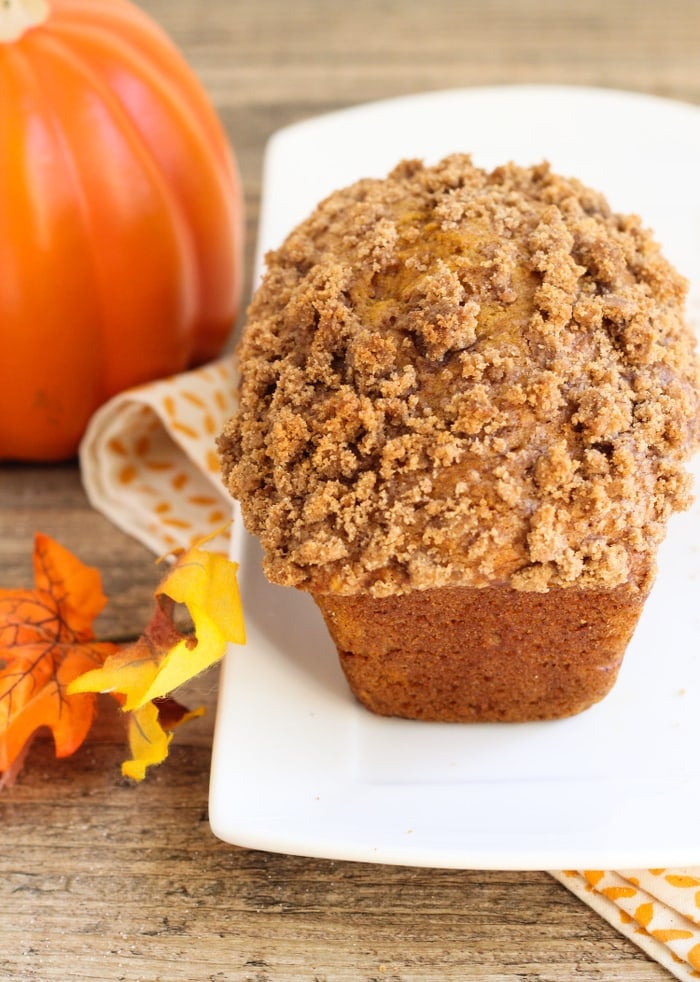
<box><xmin>0</xmin><ymin>0</ymin><xmax>49</xmax><ymax>42</ymax></box>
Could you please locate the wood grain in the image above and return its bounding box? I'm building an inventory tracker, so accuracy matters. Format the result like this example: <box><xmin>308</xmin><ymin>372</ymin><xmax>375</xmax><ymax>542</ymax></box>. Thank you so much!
<box><xmin>2</xmin><ymin>1</ymin><xmax>699</xmax><ymax>978</ymax></box>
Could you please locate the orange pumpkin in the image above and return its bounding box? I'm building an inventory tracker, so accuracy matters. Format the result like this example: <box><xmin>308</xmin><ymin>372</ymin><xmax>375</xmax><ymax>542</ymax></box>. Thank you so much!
<box><xmin>0</xmin><ymin>0</ymin><xmax>243</xmax><ymax>461</ymax></box>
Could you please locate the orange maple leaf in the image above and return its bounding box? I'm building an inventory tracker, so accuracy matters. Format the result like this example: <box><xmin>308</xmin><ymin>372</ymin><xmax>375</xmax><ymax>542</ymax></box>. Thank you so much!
<box><xmin>0</xmin><ymin>533</ymin><xmax>117</xmax><ymax>786</ymax></box>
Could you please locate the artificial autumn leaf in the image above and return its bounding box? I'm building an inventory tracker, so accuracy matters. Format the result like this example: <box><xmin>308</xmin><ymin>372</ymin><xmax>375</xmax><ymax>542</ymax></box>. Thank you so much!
<box><xmin>70</xmin><ymin>545</ymin><xmax>245</xmax><ymax>779</ymax></box>
<box><xmin>0</xmin><ymin>533</ymin><xmax>245</xmax><ymax>785</ymax></box>
<box><xmin>0</xmin><ymin>533</ymin><xmax>118</xmax><ymax>786</ymax></box>
<box><xmin>122</xmin><ymin>698</ymin><xmax>205</xmax><ymax>782</ymax></box>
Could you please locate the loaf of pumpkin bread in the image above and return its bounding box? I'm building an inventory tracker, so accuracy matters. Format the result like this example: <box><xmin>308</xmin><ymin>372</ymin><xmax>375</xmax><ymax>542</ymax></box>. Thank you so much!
<box><xmin>219</xmin><ymin>155</ymin><xmax>700</xmax><ymax>721</ymax></box>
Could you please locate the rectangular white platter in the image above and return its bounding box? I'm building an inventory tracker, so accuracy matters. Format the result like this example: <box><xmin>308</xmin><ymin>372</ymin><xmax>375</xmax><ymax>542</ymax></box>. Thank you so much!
<box><xmin>209</xmin><ymin>86</ymin><xmax>700</xmax><ymax>869</ymax></box>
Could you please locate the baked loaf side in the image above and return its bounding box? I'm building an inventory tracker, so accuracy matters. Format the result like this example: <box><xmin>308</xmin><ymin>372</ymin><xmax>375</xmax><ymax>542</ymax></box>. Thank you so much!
<box><xmin>220</xmin><ymin>156</ymin><xmax>700</xmax><ymax>601</ymax></box>
<box><xmin>314</xmin><ymin>575</ymin><xmax>650</xmax><ymax>722</ymax></box>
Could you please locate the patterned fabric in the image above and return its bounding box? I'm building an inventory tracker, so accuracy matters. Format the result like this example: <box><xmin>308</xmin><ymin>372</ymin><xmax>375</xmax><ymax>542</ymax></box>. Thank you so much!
<box><xmin>79</xmin><ymin>357</ymin><xmax>700</xmax><ymax>980</ymax></box>
<box><xmin>552</xmin><ymin>870</ymin><xmax>700</xmax><ymax>980</ymax></box>
<box><xmin>80</xmin><ymin>357</ymin><xmax>236</xmax><ymax>556</ymax></box>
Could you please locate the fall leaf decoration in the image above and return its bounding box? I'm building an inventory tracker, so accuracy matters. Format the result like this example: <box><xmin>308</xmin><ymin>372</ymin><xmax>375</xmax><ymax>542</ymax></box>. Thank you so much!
<box><xmin>0</xmin><ymin>533</ymin><xmax>118</xmax><ymax>787</ymax></box>
<box><xmin>0</xmin><ymin>533</ymin><xmax>245</xmax><ymax>786</ymax></box>
<box><xmin>122</xmin><ymin>698</ymin><xmax>206</xmax><ymax>783</ymax></box>
<box><xmin>71</xmin><ymin>547</ymin><xmax>245</xmax><ymax>780</ymax></box>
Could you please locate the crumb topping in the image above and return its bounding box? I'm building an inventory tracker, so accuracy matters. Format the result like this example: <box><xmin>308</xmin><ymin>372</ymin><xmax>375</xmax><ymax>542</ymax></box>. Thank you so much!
<box><xmin>219</xmin><ymin>155</ymin><xmax>700</xmax><ymax>596</ymax></box>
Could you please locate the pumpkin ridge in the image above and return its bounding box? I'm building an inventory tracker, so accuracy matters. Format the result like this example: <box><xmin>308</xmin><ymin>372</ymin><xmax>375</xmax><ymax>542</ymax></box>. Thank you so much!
<box><xmin>10</xmin><ymin>26</ymin><xmax>194</xmax><ymax>388</ymax></box>
<box><xmin>41</xmin><ymin>30</ymin><xmax>199</xmax><ymax>374</ymax></box>
<box><xmin>29</xmin><ymin>29</ymin><xmax>114</xmax><ymax>363</ymax></box>
<box><xmin>46</xmin><ymin>0</ymin><xmax>223</xmax><ymax>136</ymax></box>
<box><xmin>0</xmin><ymin>30</ymin><xmax>105</xmax><ymax>455</ymax></box>
<box><xmin>48</xmin><ymin>15</ymin><xmax>236</xmax><ymax>200</ymax></box>
<box><xmin>45</xmin><ymin>12</ymin><xmax>241</xmax><ymax>360</ymax></box>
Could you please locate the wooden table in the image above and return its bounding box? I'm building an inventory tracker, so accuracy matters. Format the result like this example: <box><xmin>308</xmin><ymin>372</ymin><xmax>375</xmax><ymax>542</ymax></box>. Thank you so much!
<box><xmin>2</xmin><ymin>1</ymin><xmax>699</xmax><ymax>978</ymax></box>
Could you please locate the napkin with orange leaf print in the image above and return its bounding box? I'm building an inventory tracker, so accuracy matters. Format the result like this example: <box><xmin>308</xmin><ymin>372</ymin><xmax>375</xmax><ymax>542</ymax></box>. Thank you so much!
<box><xmin>80</xmin><ymin>356</ymin><xmax>236</xmax><ymax>557</ymax></box>
<box><xmin>550</xmin><ymin>870</ymin><xmax>700</xmax><ymax>980</ymax></box>
<box><xmin>79</xmin><ymin>357</ymin><xmax>700</xmax><ymax>982</ymax></box>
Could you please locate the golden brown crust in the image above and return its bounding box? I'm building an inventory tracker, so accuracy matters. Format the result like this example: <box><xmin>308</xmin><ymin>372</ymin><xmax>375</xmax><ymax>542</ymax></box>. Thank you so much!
<box><xmin>219</xmin><ymin>155</ymin><xmax>700</xmax><ymax>598</ymax></box>
<box><xmin>315</xmin><ymin>578</ymin><xmax>650</xmax><ymax>722</ymax></box>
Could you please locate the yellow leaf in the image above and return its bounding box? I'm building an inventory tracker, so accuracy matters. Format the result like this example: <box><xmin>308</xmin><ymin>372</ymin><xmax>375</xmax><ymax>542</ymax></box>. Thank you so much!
<box><xmin>70</xmin><ymin>650</ymin><xmax>160</xmax><ymax>711</ymax></box>
<box><xmin>69</xmin><ymin>546</ymin><xmax>245</xmax><ymax>711</ymax></box>
<box><xmin>68</xmin><ymin>541</ymin><xmax>245</xmax><ymax>778</ymax></box>
<box><xmin>122</xmin><ymin>702</ymin><xmax>170</xmax><ymax>782</ymax></box>
<box><xmin>165</xmin><ymin>548</ymin><xmax>246</xmax><ymax>646</ymax></box>
<box><xmin>122</xmin><ymin>699</ymin><xmax>205</xmax><ymax>782</ymax></box>
<box><xmin>138</xmin><ymin>549</ymin><xmax>245</xmax><ymax>704</ymax></box>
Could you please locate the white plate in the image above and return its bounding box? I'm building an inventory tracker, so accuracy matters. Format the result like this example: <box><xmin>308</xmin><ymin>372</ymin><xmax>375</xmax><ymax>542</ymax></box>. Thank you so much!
<box><xmin>209</xmin><ymin>85</ymin><xmax>700</xmax><ymax>869</ymax></box>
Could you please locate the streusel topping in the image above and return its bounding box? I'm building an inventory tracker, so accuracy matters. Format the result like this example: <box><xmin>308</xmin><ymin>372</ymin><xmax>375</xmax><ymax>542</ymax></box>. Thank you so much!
<box><xmin>219</xmin><ymin>156</ymin><xmax>700</xmax><ymax>596</ymax></box>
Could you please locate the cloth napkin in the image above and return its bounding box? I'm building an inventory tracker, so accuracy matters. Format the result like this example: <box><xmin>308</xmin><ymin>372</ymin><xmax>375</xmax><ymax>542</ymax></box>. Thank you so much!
<box><xmin>80</xmin><ymin>357</ymin><xmax>236</xmax><ymax>557</ymax></box>
<box><xmin>79</xmin><ymin>357</ymin><xmax>700</xmax><ymax>982</ymax></box>
<box><xmin>551</xmin><ymin>870</ymin><xmax>700</xmax><ymax>979</ymax></box>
